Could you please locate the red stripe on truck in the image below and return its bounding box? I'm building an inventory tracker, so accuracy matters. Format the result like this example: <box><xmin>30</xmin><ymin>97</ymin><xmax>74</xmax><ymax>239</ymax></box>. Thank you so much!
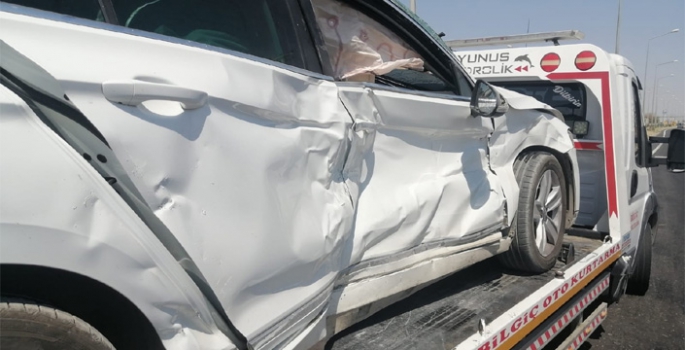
<box><xmin>547</xmin><ymin>72</ymin><xmax>617</xmax><ymax>218</ymax></box>
<box><xmin>573</xmin><ymin>141</ymin><xmax>603</xmax><ymax>151</ymax></box>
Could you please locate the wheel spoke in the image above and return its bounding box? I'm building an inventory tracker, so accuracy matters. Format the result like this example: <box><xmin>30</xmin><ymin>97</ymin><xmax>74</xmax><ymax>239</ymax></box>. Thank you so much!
<box><xmin>545</xmin><ymin>217</ymin><xmax>559</xmax><ymax>245</ymax></box>
<box><xmin>537</xmin><ymin>172</ymin><xmax>551</xmax><ymax>201</ymax></box>
<box><xmin>536</xmin><ymin>219</ymin><xmax>546</xmax><ymax>251</ymax></box>
<box><xmin>546</xmin><ymin>186</ymin><xmax>562</xmax><ymax>211</ymax></box>
<box><xmin>527</xmin><ymin>166</ymin><xmax>566</xmax><ymax>258</ymax></box>
<box><xmin>534</xmin><ymin>200</ymin><xmax>544</xmax><ymax>220</ymax></box>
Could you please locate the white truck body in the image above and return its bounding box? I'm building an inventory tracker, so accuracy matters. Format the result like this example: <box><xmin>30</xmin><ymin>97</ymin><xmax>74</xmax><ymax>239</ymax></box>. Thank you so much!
<box><xmin>446</xmin><ymin>41</ymin><xmax>685</xmax><ymax>350</ymax></box>
<box><xmin>455</xmin><ymin>43</ymin><xmax>656</xmax><ymax>251</ymax></box>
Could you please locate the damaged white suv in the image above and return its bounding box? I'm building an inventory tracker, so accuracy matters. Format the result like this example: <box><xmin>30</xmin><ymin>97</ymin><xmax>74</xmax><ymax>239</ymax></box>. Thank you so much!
<box><xmin>0</xmin><ymin>0</ymin><xmax>579</xmax><ymax>349</ymax></box>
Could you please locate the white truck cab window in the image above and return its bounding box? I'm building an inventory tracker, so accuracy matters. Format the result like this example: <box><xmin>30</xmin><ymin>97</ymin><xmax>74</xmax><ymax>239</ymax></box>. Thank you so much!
<box><xmin>632</xmin><ymin>82</ymin><xmax>644</xmax><ymax>166</ymax></box>
<box><xmin>496</xmin><ymin>81</ymin><xmax>588</xmax><ymax>131</ymax></box>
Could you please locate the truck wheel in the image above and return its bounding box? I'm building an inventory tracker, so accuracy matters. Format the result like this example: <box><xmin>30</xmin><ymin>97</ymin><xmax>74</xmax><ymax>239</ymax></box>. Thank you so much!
<box><xmin>626</xmin><ymin>225</ymin><xmax>652</xmax><ymax>295</ymax></box>
<box><xmin>0</xmin><ymin>301</ymin><xmax>115</xmax><ymax>350</ymax></box>
<box><xmin>500</xmin><ymin>152</ymin><xmax>567</xmax><ymax>273</ymax></box>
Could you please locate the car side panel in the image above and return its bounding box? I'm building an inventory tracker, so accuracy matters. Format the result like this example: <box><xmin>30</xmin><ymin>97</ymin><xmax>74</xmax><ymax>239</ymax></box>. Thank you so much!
<box><xmin>0</xmin><ymin>8</ymin><xmax>356</xmax><ymax>344</ymax></box>
<box><xmin>0</xmin><ymin>84</ymin><xmax>235</xmax><ymax>350</ymax></box>
<box><xmin>338</xmin><ymin>84</ymin><xmax>506</xmax><ymax>266</ymax></box>
<box><xmin>0</xmin><ymin>4</ymin><xmax>580</xmax><ymax>350</ymax></box>
<box><xmin>489</xmin><ymin>109</ymin><xmax>577</xmax><ymax>226</ymax></box>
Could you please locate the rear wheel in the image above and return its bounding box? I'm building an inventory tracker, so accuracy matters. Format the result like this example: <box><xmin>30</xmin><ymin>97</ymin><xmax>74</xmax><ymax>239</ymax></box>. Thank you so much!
<box><xmin>626</xmin><ymin>225</ymin><xmax>652</xmax><ymax>295</ymax></box>
<box><xmin>500</xmin><ymin>152</ymin><xmax>567</xmax><ymax>273</ymax></box>
<box><xmin>0</xmin><ymin>301</ymin><xmax>115</xmax><ymax>350</ymax></box>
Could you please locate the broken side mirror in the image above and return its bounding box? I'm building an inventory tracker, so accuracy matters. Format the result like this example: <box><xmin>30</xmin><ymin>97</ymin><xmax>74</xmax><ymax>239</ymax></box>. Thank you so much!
<box><xmin>470</xmin><ymin>80</ymin><xmax>508</xmax><ymax>118</ymax></box>
<box><xmin>648</xmin><ymin>128</ymin><xmax>684</xmax><ymax>172</ymax></box>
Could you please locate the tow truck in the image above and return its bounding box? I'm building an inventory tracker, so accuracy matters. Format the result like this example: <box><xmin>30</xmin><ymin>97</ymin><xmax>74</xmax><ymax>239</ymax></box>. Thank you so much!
<box><xmin>327</xmin><ymin>31</ymin><xmax>685</xmax><ymax>350</ymax></box>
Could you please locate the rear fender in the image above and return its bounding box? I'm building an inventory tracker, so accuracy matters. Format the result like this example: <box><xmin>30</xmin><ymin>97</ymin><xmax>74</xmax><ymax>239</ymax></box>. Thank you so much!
<box><xmin>0</xmin><ymin>84</ymin><xmax>234</xmax><ymax>350</ymax></box>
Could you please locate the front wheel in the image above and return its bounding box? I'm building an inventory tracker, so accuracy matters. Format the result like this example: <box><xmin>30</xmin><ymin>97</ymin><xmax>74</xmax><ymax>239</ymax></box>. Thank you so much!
<box><xmin>500</xmin><ymin>152</ymin><xmax>567</xmax><ymax>273</ymax></box>
<box><xmin>0</xmin><ymin>301</ymin><xmax>115</xmax><ymax>350</ymax></box>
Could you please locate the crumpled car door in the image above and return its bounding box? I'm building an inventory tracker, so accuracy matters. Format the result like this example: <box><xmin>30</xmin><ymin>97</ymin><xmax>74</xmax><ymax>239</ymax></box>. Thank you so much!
<box><xmin>339</xmin><ymin>84</ymin><xmax>508</xmax><ymax>267</ymax></box>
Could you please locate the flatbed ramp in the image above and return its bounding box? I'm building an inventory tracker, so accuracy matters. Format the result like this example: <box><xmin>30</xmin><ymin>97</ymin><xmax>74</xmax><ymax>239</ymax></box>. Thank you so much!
<box><xmin>327</xmin><ymin>234</ymin><xmax>604</xmax><ymax>350</ymax></box>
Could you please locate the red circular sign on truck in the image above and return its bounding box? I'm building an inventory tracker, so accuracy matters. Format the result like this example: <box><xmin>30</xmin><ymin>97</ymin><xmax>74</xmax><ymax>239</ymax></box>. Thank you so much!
<box><xmin>541</xmin><ymin>53</ymin><xmax>561</xmax><ymax>72</ymax></box>
<box><xmin>575</xmin><ymin>51</ymin><xmax>597</xmax><ymax>71</ymax></box>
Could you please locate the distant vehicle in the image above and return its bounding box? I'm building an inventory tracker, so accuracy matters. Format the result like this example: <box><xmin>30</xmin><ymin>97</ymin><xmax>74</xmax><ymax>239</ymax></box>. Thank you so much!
<box><xmin>678</xmin><ymin>121</ymin><xmax>684</xmax><ymax>129</ymax></box>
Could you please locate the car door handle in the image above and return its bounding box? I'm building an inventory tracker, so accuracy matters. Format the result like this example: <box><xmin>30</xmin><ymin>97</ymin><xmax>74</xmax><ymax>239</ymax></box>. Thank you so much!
<box><xmin>102</xmin><ymin>80</ymin><xmax>207</xmax><ymax>110</ymax></box>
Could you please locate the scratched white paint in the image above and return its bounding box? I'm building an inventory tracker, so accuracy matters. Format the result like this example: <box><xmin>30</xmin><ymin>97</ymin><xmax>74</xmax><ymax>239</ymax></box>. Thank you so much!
<box><xmin>0</xmin><ymin>4</ymin><xmax>579</xmax><ymax>350</ymax></box>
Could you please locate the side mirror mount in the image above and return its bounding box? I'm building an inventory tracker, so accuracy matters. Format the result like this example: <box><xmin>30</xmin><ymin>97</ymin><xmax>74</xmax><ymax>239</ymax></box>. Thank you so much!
<box><xmin>666</xmin><ymin>129</ymin><xmax>684</xmax><ymax>172</ymax></box>
<box><xmin>470</xmin><ymin>80</ymin><xmax>508</xmax><ymax>118</ymax></box>
<box><xmin>648</xmin><ymin>128</ymin><xmax>684</xmax><ymax>172</ymax></box>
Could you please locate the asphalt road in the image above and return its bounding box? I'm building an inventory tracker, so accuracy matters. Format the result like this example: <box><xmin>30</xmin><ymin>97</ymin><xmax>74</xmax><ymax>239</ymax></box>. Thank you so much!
<box><xmin>583</xmin><ymin>129</ymin><xmax>685</xmax><ymax>350</ymax></box>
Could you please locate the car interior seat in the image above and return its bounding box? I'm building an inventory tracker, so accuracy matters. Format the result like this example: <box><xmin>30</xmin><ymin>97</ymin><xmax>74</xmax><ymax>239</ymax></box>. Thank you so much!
<box><xmin>124</xmin><ymin>0</ymin><xmax>255</xmax><ymax>54</ymax></box>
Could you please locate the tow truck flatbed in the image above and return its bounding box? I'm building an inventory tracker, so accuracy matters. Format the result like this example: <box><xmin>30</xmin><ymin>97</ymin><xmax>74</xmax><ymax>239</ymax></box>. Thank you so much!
<box><xmin>328</xmin><ymin>232</ymin><xmax>605</xmax><ymax>350</ymax></box>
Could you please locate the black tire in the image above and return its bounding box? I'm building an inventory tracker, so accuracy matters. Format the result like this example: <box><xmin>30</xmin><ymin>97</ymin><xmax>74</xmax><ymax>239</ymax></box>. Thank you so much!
<box><xmin>500</xmin><ymin>152</ymin><xmax>567</xmax><ymax>273</ymax></box>
<box><xmin>627</xmin><ymin>225</ymin><xmax>652</xmax><ymax>295</ymax></box>
<box><xmin>0</xmin><ymin>302</ymin><xmax>115</xmax><ymax>350</ymax></box>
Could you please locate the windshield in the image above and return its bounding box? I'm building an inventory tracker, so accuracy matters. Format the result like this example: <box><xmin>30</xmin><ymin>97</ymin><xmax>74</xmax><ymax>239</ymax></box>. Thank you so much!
<box><xmin>494</xmin><ymin>81</ymin><xmax>587</xmax><ymax>124</ymax></box>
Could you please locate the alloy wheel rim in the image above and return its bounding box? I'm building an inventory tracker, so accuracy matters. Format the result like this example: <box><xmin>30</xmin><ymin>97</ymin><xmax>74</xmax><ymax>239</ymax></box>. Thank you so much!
<box><xmin>533</xmin><ymin>169</ymin><xmax>563</xmax><ymax>257</ymax></box>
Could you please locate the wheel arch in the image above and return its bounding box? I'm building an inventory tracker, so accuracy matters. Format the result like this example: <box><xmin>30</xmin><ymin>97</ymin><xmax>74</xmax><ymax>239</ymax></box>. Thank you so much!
<box><xmin>516</xmin><ymin>145</ymin><xmax>576</xmax><ymax>229</ymax></box>
<box><xmin>0</xmin><ymin>221</ymin><xmax>236</xmax><ymax>350</ymax></box>
<box><xmin>647</xmin><ymin>211</ymin><xmax>659</xmax><ymax>244</ymax></box>
<box><xmin>488</xmin><ymin>112</ymin><xmax>578</xmax><ymax>230</ymax></box>
<box><xmin>648</xmin><ymin>210</ymin><xmax>658</xmax><ymax>229</ymax></box>
<box><xmin>0</xmin><ymin>263</ymin><xmax>164</xmax><ymax>350</ymax></box>
<box><xmin>512</xmin><ymin>146</ymin><xmax>577</xmax><ymax>228</ymax></box>
<box><xmin>645</xmin><ymin>191</ymin><xmax>659</xmax><ymax>244</ymax></box>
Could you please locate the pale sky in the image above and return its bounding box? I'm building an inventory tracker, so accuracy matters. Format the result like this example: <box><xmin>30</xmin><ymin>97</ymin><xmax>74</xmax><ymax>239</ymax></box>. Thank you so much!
<box><xmin>399</xmin><ymin>0</ymin><xmax>685</xmax><ymax>119</ymax></box>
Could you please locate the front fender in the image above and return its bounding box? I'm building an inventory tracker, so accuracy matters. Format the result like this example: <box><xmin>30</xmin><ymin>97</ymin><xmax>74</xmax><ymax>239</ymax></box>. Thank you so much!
<box><xmin>626</xmin><ymin>189</ymin><xmax>658</xmax><ymax>274</ymax></box>
<box><xmin>488</xmin><ymin>109</ymin><xmax>579</xmax><ymax>226</ymax></box>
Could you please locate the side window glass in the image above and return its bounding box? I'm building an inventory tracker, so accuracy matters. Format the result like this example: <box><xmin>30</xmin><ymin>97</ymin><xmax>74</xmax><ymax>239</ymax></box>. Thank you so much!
<box><xmin>118</xmin><ymin>0</ymin><xmax>291</xmax><ymax>64</ymax></box>
<box><xmin>3</xmin><ymin>0</ymin><xmax>103</xmax><ymax>21</ymax></box>
<box><xmin>631</xmin><ymin>82</ymin><xmax>644</xmax><ymax>165</ymax></box>
<box><xmin>310</xmin><ymin>0</ymin><xmax>457</xmax><ymax>94</ymax></box>
<box><xmin>378</xmin><ymin>69</ymin><xmax>454</xmax><ymax>92</ymax></box>
<box><xmin>7</xmin><ymin>0</ymin><xmax>310</xmax><ymax>69</ymax></box>
<box><xmin>454</xmin><ymin>68</ymin><xmax>472</xmax><ymax>97</ymax></box>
